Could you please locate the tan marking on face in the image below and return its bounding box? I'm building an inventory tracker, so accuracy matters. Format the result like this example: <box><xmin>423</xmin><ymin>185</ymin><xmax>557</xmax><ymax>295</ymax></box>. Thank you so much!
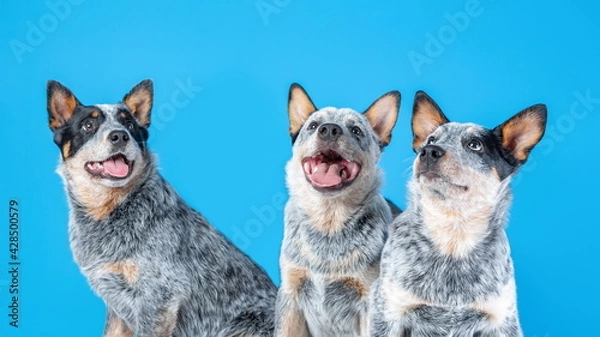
<box><xmin>62</xmin><ymin>141</ymin><xmax>72</xmax><ymax>159</ymax></box>
<box><xmin>104</xmin><ymin>317</ymin><xmax>134</xmax><ymax>337</ymax></box>
<box><xmin>491</xmin><ymin>167</ymin><xmax>499</xmax><ymax>179</ymax></box>
<box><xmin>119</xmin><ymin>112</ymin><xmax>126</xmax><ymax>119</ymax></box>
<box><xmin>382</xmin><ymin>277</ymin><xmax>431</xmax><ymax>320</ymax></box>
<box><xmin>91</xmin><ymin>111</ymin><xmax>99</xmax><ymax>118</ymax></box>
<box><xmin>472</xmin><ymin>280</ymin><xmax>517</xmax><ymax>327</ymax></box>
<box><xmin>104</xmin><ymin>260</ymin><xmax>139</xmax><ymax>285</ymax></box>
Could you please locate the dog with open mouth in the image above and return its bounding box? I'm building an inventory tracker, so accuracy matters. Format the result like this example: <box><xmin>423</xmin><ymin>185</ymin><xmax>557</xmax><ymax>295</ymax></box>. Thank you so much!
<box><xmin>47</xmin><ymin>79</ymin><xmax>277</xmax><ymax>337</ymax></box>
<box><xmin>275</xmin><ymin>84</ymin><xmax>400</xmax><ymax>337</ymax></box>
<box><xmin>369</xmin><ymin>91</ymin><xmax>547</xmax><ymax>337</ymax></box>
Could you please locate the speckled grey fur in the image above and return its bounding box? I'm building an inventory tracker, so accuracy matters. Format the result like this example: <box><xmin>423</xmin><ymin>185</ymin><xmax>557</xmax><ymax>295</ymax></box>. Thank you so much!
<box><xmin>276</xmin><ymin>84</ymin><xmax>400</xmax><ymax>337</ymax></box>
<box><xmin>369</xmin><ymin>92</ymin><xmax>547</xmax><ymax>337</ymax></box>
<box><xmin>48</xmin><ymin>79</ymin><xmax>277</xmax><ymax>337</ymax></box>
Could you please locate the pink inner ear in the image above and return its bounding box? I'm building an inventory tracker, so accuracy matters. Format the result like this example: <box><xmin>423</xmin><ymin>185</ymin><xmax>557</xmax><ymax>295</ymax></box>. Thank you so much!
<box><xmin>53</xmin><ymin>101</ymin><xmax>67</xmax><ymax>118</ymax></box>
<box><xmin>366</xmin><ymin>95</ymin><xmax>398</xmax><ymax>142</ymax></box>
<box><xmin>288</xmin><ymin>90</ymin><xmax>317</xmax><ymax>134</ymax></box>
<box><xmin>421</xmin><ymin>119</ymin><xmax>439</xmax><ymax>136</ymax></box>
<box><xmin>128</xmin><ymin>97</ymin><xmax>143</xmax><ymax>112</ymax></box>
<box><xmin>51</xmin><ymin>92</ymin><xmax>76</xmax><ymax>122</ymax></box>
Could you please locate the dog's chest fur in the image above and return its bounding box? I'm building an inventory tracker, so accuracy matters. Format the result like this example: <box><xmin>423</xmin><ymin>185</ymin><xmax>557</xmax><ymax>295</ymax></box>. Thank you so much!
<box><xmin>66</xmin><ymin>168</ymin><xmax>277</xmax><ymax>336</ymax></box>
<box><xmin>281</xmin><ymin>198</ymin><xmax>389</xmax><ymax>336</ymax></box>
<box><xmin>375</xmin><ymin>200</ymin><xmax>519</xmax><ymax>335</ymax></box>
<box><xmin>384</xmin><ymin>213</ymin><xmax>513</xmax><ymax>306</ymax></box>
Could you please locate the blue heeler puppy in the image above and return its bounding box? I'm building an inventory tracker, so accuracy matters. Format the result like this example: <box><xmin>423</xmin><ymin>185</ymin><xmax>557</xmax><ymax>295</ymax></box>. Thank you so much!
<box><xmin>275</xmin><ymin>84</ymin><xmax>401</xmax><ymax>337</ymax></box>
<box><xmin>46</xmin><ymin>79</ymin><xmax>277</xmax><ymax>337</ymax></box>
<box><xmin>369</xmin><ymin>91</ymin><xmax>547</xmax><ymax>337</ymax></box>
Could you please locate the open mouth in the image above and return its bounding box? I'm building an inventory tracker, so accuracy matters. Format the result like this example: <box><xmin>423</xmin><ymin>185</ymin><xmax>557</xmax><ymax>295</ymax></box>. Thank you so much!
<box><xmin>302</xmin><ymin>149</ymin><xmax>361</xmax><ymax>191</ymax></box>
<box><xmin>85</xmin><ymin>154</ymin><xmax>134</xmax><ymax>180</ymax></box>
<box><xmin>417</xmin><ymin>170</ymin><xmax>468</xmax><ymax>191</ymax></box>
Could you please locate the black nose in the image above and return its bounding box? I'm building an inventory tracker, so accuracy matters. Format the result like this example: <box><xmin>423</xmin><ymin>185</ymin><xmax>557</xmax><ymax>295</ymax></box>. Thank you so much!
<box><xmin>318</xmin><ymin>123</ymin><xmax>342</xmax><ymax>142</ymax></box>
<box><xmin>420</xmin><ymin>145</ymin><xmax>445</xmax><ymax>164</ymax></box>
<box><xmin>109</xmin><ymin>130</ymin><xmax>129</xmax><ymax>147</ymax></box>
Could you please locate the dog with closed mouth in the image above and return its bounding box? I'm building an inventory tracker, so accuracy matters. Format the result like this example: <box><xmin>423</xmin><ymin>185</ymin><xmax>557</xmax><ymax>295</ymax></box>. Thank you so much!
<box><xmin>369</xmin><ymin>91</ymin><xmax>547</xmax><ymax>337</ymax></box>
<box><xmin>275</xmin><ymin>84</ymin><xmax>400</xmax><ymax>337</ymax></box>
<box><xmin>47</xmin><ymin>79</ymin><xmax>277</xmax><ymax>337</ymax></box>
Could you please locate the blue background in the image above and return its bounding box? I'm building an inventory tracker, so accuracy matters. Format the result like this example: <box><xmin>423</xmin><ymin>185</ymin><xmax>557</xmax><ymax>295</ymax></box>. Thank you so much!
<box><xmin>1</xmin><ymin>1</ymin><xmax>598</xmax><ymax>336</ymax></box>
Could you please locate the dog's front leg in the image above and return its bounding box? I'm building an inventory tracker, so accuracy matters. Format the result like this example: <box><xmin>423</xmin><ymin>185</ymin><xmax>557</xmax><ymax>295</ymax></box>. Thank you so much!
<box><xmin>136</xmin><ymin>294</ymin><xmax>181</xmax><ymax>337</ymax></box>
<box><xmin>368</xmin><ymin>279</ymin><xmax>394</xmax><ymax>337</ymax></box>
<box><xmin>274</xmin><ymin>289</ymin><xmax>310</xmax><ymax>337</ymax></box>
<box><xmin>103</xmin><ymin>308</ymin><xmax>134</xmax><ymax>337</ymax></box>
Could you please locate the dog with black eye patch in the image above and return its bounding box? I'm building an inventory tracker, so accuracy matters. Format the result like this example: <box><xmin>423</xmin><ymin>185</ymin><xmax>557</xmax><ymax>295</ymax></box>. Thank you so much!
<box><xmin>369</xmin><ymin>91</ymin><xmax>547</xmax><ymax>337</ymax></box>
<box><xmin>275</xmin><ymin>84</ymin><xmax>401</xmax><ymax>337</ymax></box>
<box><xmin>47</xmin><ymin>79</ymin><xmax>277</xmax><ymax>337</ymax></box>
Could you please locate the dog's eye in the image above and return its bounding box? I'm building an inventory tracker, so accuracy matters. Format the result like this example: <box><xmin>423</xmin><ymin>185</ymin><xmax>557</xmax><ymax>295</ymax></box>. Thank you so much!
<box><xmin>351</xmin><ymin>126</ymin><xmax>363</xmax><ymax>136</ymax></box>
<box><xmin>467</xmin><ymin>139</ymin><xmax>483</xmax><ymax>151</ymax></box>
<box><xmin>126</xmin><ymin>121</ymin><xmax>135</xmax><ymax>131</ymax></box>
<box><xmin>426</xmin><ymin>136</ymin><xmax>435</xmax><ymax>144</ymax></box>
<box><xmin>82</xmin><ymin>120</ymin><xmax>96</xmax><ymax>132</ymax></box>
<box><xmin>308</xmin><ymin>122</ymin><xmax>318</xmax><ymax>130</ymax></box>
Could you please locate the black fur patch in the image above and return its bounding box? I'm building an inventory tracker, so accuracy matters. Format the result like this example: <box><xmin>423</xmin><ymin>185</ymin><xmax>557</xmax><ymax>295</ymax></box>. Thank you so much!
<box><xmin>116</xmin><ymin>107</ymin><xmax>149</xmax><ymax>152</ymax></box>
<box><xmin>465</xmin><ymin>129</ymin><xmax>518</xmax><ymax>181</ymax></box>
<box><xmin>52</xmin><ymin>106</ymin><xmax>106</xmax><ymax>159</ymax></box>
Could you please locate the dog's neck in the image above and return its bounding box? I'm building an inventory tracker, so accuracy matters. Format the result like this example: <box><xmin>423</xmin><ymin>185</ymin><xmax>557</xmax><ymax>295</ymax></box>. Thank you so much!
<box><xmin>409</xmin><ymin>178</ymin><xmax>512</xmax><ymax>258</ymax></box>
<box><xmin>290</xmin><ymin>172</ymin><xmax>383</xmax><ymax>234</ymax></box>
<box><xmin>58</xmin><ymin>155</ymin><xmax>156</xmax><ymax>221</ymax></box>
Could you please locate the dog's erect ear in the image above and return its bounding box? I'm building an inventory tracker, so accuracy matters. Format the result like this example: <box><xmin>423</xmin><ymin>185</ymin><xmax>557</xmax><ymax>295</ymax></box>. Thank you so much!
<box><xmin>411</xmin><ymin>91</ymin><xmax>450</xmax><ymax>151</ymax></box>
<box><xmin>364</xmin><ymin>90</ymin><xmax>401</xmax><ymax>146</ymax></box>
<box><xmin>47</xmin><ymin>80</ymin><xmax>80</xmax><ymax>130</ymax></box>
<box><xmin>123</xmin><ymin>79</ymin><xmax>153</xmax><ymax>128</ymax></box>
<box><xmin>494</xmin><ymin>104</ymin><xmax>547</xmax><ymax>164</ymax></box>
<box><xmin>288</xmin><ymin>83</ymin><xmax>317</xmax><ymax>138</ymax></box>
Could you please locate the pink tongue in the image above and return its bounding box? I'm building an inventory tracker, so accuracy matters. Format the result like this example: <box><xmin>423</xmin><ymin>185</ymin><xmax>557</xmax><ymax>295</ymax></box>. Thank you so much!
<box><xmin>310</xmin><ymin>163</ymin><xmax>343</xmax><ymax>187</ymax></box>
<box><xmin>103</xmin><ymin>157</ymin><xmax>129</xmax><ymax>178</ymax></box>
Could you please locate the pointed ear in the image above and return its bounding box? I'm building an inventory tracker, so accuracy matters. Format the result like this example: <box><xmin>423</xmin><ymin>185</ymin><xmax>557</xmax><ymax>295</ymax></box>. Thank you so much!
<box><xmin>411</xmin><ymin>91</ymin><xmax>450</xmax><ymax>151</ymax></box>
<box><xmin>47</xmin><ymin>80</ymin><xmax>80</xmax><ymax>130</ymax></box>
<box><xmin>494</xmin><ymin>104</ymin><xmax>547</xmax><ymax>164</ymax></box>
<box><xmin>123</xmin><ymin>79</ymin><xmax>153</xmax><ymax>127</ymax></box>
<box><xmin>364</xmin><ymin>90</ymin><xmax>400</xmax><ymax>146</ymax></box>
<box><xmin>288</xmin><ymin>83</ymin><xmax>317</xmax><ymax>138</ymax></box>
